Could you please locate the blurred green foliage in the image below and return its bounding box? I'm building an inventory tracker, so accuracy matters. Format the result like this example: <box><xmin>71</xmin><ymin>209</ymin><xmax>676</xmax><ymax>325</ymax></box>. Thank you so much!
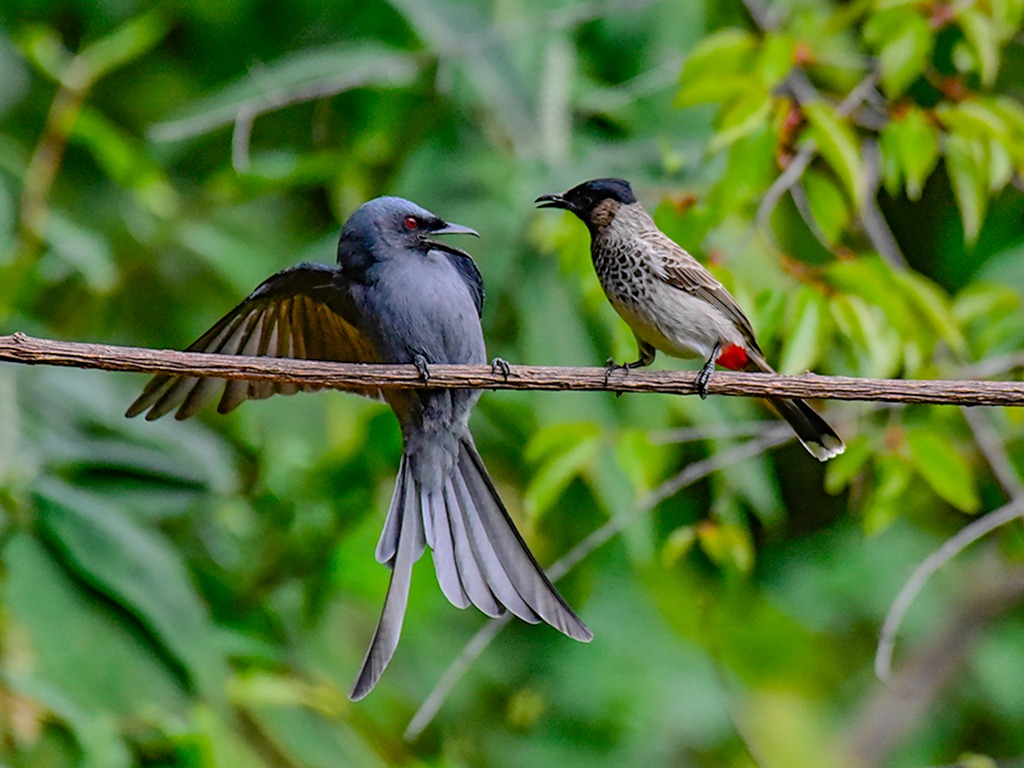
<box><xmin>1</xmin><ymin>0</ymin><xmax>1024</xmax><ymax>766</ymax></box>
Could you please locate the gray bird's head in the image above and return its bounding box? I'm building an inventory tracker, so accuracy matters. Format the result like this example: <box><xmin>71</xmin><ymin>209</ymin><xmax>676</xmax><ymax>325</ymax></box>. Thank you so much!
<box><xmin>337</xmin><ymin>196</ymin><xmax>479</xmax><ymax>270</ymax></box>
<box><xmin>535</xmin><ymin>178</ymin><xmax>638</xmax><ymax>233</ymax></box>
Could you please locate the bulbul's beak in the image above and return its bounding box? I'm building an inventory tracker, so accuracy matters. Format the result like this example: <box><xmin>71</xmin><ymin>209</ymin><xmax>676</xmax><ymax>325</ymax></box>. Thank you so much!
<box><xmin>431</xmin><ymin>221</ymin><xmax>479</xmax><ymax>238</ymax></box>
<box><xmin>534</xmin><ymin>193</ymin><xmax>570</xmax><ymax>211</ymax></box>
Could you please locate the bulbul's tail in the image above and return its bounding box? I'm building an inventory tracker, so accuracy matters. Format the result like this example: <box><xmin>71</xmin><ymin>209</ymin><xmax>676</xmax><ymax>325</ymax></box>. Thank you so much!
<box><xmin>350</xmin><ymin>438</ymin><xmax>592</xmax><ymax>701</ymax></box>
<box><xmin>745</xmin><ymin>352</ymin><xmax>845</xmax><ymax>462</ymax></box>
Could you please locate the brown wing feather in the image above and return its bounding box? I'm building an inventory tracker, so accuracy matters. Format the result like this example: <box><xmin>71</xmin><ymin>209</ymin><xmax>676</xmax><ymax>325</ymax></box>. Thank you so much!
<box><xmin>638</xmin><ymin>229</ymin><xmax>762</xmax><ymax>354</ymax></box>
<box><xmin>126</xmin><ymin>263</ymin><xmax>380</xmax><ymax>421</ymax></box>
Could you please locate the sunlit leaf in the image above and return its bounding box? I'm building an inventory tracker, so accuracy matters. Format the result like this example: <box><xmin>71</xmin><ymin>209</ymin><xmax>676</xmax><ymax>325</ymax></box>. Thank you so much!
<box><xmin>891</xmin><ymin>269</ymin><xmax>966</xmax><ymax>354</ymax></box>
<box><xmin>906</xmin><ymin>427</ymin><xmax>981</xmax><ymax>513</ymax></box>
<box><xmin>864</xmin><ymin>8</ymin><xmax>932</xmax><ymax>97</ymax></box>
<box><xmin>777</xmin><ymin>285</ymin><xmax>826</xmax><ymax>374</ymax></box>
<box><xmin>676</xmin><ymin>29</ymin><xmax>758</xmax><ymax>108</ymax></box>
<box><xmin>879</xmin><ymin>106</ymin><xmax>939</xmax><ymax>200</ymax></box>
<box><xmin>662</xmin><ymin>525</ymin><xmax>697</xmax><ymax>566</ymax></box>
<box><xmin>708</xmin><ymin>87</ymin><xmax>772</xmax><ymax>152</ymax></box>
<box><xmin>802</xmin><ymin>168</ymin><xmax>851</xmax><ymax>244</ymax></box>
<box><xmin>696</xmin><ymin>521</ymin><xmax>754</xmax><ymax>574</ymax></box>
<box><xmin>803</xmin><ymin>102</ymin><xmax>865</xmax><ymax>208</ymax></box>
<box><xmin>955</xmin><ymin>7</ymin><xmax>1000</xmax><ymax>86</ymax></box>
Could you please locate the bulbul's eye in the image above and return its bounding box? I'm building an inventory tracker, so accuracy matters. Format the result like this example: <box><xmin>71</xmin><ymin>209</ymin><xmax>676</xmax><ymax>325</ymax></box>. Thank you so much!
<box><xmin>404</xmin><ymin>216</ymin><xmax>419</xmax><ymax>230</ymax></box>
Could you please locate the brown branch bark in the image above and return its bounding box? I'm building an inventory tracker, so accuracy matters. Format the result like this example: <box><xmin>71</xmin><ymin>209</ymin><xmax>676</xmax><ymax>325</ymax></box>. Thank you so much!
<box><xmin>2</xmin><ymin>332</ymin><xmax>1024</xmax><ymax>406</ymax></box>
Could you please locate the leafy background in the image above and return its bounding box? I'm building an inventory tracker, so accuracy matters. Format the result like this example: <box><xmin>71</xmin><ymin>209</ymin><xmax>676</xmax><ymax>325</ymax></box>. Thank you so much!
<box><xmin>2</xmin><ymin>0</ymin><xmax>1024</xmax><ymax>766</ymax></box>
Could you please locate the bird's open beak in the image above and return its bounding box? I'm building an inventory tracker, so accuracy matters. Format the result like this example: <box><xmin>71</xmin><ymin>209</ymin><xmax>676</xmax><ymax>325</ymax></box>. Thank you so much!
<box><xmin>534</xmin><ymin>193</ymin><xmax>570</xmax><ymax>211</ymax></box>
<box><xmin>431</xmin><ymin>221</ymin><xmax>479</xmax><ymax>238</ymax></box>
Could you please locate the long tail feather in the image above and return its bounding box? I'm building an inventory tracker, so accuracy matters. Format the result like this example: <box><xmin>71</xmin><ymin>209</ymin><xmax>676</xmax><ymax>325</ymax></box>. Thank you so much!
<box><xmin>744</xmin><ymin>352</ymin><xmax>844</xmax><ymax>461</ymax></box>
<box><xmin>350</xmin><ymin>465</ymin><xmax>424</xmax><ymax>701</ymax></box>
<box><xmin>452</xmin><ymin>438</ymin><xmax>592</xmax><ymax>641</ymax></box>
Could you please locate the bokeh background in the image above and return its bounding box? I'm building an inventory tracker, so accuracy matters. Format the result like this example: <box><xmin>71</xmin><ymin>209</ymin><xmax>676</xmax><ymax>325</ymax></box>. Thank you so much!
<box><xmin>2</xmin><ymin>1</ymin><xmax>1024</xmax><ymax>766</ymax></box>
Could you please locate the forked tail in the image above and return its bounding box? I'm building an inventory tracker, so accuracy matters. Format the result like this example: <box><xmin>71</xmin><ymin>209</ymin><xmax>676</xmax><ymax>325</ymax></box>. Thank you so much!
<box><xmin>350</xmin><ymin>439</ymin><xmax>591</xmax><ymax>700</ymax></box>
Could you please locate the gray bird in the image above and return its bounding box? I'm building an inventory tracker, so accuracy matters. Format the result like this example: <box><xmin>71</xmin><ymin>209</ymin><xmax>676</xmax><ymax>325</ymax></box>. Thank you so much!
<box><xmin>126</xmin><ymin>196</ymin><xmax>591</xmax><ymax>699</ymax></box>
<box><xmin>536</xmin><ymin>178</ymin><xmax>844</xmax><ymax>461</ymax></box>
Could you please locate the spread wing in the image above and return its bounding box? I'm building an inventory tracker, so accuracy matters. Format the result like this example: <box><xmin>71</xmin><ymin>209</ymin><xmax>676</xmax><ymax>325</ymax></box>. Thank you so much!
<box><xmin>126</xmin><ymin>262</ymin><xmax>380</xmax><ymax>421</ymax></box>
<box><xmin>641</xmin><ymin>229</ymin><xmax>762</xmax><ymax>354</ymax></box>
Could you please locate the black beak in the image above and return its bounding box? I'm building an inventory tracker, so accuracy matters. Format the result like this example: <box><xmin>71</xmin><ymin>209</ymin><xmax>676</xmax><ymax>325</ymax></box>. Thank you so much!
<box><xmin>535</xmin><ymin>193</ymin><xmax>571</xmax><ymax>211</ymax></box>
<box><xmin>431</xmin><ymin>221</ymin><xmax>479</xmax><ymax>238</ymax></box>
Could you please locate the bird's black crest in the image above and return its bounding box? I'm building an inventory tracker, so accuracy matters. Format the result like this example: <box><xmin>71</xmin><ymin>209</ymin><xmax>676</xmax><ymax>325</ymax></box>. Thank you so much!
<box><xmin>535</xmin><ymin>177</ymin><xmax>638</xmax><ymax>222</ymax></box>
<box><xmin>569</xmin><ymin>178</ymin><xmax>637</xmax><ymax>205</ymax></box>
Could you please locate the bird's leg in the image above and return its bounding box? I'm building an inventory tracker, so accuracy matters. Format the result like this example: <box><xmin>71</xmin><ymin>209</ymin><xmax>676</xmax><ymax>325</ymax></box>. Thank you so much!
<box><xmin>413</xmin><ymin>354</ymin><xmax>431</xmax><ymax>383</ymax></box>
<box><xmin>490</xmin><ymin>357</ymin><xmax>511</xmax><ymax>381</ymax></box>
<box><xmin>695</xmin><ymin>343</ymin><xmax>721</xmax><ymax>400</ymax></box>
<box><xmin>604</xmin><ymin>339</ymin><xmax>656</xmax><ymax>387</ymax></box>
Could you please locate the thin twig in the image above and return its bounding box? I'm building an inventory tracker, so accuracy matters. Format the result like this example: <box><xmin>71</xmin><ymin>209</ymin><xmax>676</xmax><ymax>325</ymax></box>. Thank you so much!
<box><xmin>874</xmin><ymin>496</ymin><xmax>1024</xmax><ymax>681</ymax></box>
<box><xmin>405</xmin><ymin>429</ymin><xmax>792</xmax><ymax>739</ymax></box>
<box><xmin>3</xmin><ymin>333</ymin><xmax>1024</xmax><ymax>406</ymax></box>
<box><xmin>859</xmin><ymin>138</ymin><xmax>908</xmax><ymax>269</ymax></box>
<box><xmin>648</xmin><ymin>420</ymin><xmax>779</xmax><ymax>445</ymax></box>
<box><xmin>964</xmin><ymin>407</ymin><xmax>1024</xmax><ymax>498</ymax></box>
<box><xmin>853</xmin><ymin>561</ymin><xmax>1024</xmax><ymax>766</ymax></box>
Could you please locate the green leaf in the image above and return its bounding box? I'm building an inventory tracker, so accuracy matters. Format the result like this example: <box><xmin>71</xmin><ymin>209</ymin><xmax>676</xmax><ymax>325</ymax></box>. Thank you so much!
<box><xmin>891</xmin><ymin>269</ymin><xmax>966</xmax><ymax>354</ymax></box>
<box><xmin>44</xmin><ymin>210</ymin><xmax>117</xmax><ymax>290</ymax></box>
<box><xmin>756</xmin><ymin>32</ymin><xmax>798</xmax><ymax>85</ymax></box>
<box><xmin>937</xmin><ymin>99</ymin><xmax>1011</xmax><ymax>143</ymax></box>
<box><xmin>906</xmin><ymin>427</ymin><xmax>981</xmax><ymax>513</ymax></box>
<box><xmin>824</xmin><ymin>433</ymin><xmax>872</xmax><ymax>495</ymax></box>
<box><xmin>78</xmin><ymin>8</ymin><xmax>169</xmax><ymax>79</ymax></box>
<box><xmin>34</xmin><ymin>481</ymin><xmax>227</xmax><ymax>701</ymax></box>
<box><xmin>708</xmin><ymin>86</ymin><xmax>773</xmax><ymax>152</ymax></box>
<box><xmin>3</xmin><ymin>532</ymin><xmax>189</xmax><ymax>715</ymax></box>
<box><xmin>862</xmin><ymin>455</ymin><xmax>913</xmax><ymax>535</ymax></box>
<box><xmin>990</xmin><ymin>0</ymin><xmax>1024</xmax><ymax>40</ymax></box>
<box><xmin>803</xmin><ymin>102</ymin><xmax>865</xmax><ymax>208</ymax></box>
<box><xmin>955</xmin><ymin>7</ymin><xmax>1000</xmax><ymax>86</ymax></box>
<box><xmin>865</xmin><ymin>8</ymin><xmax>933</xmax><ymax>97</ymax></box>
<box><xmin>802</xmin><ymin>168</ymin><xmax>851</xmax><ymax>244</ymax></box>
<box><xmin>676</xmin><ymin>29</ymin><xmax>758</xmax><ymax>107</ymax></box>
<box><xmin>944</xmin><ymin>133</ymin><xmax>989</xmax><ymax>243</ymax></box>
<box><xmin>777</xmin><ymin>286</ymin><xmax>827</xmax><ymax>374</ymax></box>
<box><xmin>3</xmin><ymin>675</ymin><xmax>132</xmax><ymax>768</ymax></box>
<box><xmin>71</xmin><ymin>107</ymin><xmax>178</xmax><ymax>218</ymax></box>
<box><xmin>880</xmin><ymin>106</ymin><xmax>939</xmax><ymax>200</ymax></box>
<box><xmin>697</xmin><ymin>522</ymin><xmax>754</xmax><ymax>574</ymax></box>
<box><xmin>524</xmin><ymin>423</ymin><xmax>602</xmax><ymax>520</ymax></box>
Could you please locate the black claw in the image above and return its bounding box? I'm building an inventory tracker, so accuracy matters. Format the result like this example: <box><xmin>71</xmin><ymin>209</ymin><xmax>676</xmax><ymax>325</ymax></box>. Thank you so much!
<box><xmin>491</xmin><ymin>357</ymin><xmax>511</xmax><ymax>381</ymax></box>
<box><xmin>696</xmin><ymin>345</ymin><xmax>719</xmax><ymax>400</ymax></box>
<box><xmin>413</xmin><ymin>354</ymin><xmax>431</xmax><ymax>383</ymax></box>
<box><xmin>603</xmin><ymin>358</ymin><xmax>621</xmax><ymax>387</ymax></box>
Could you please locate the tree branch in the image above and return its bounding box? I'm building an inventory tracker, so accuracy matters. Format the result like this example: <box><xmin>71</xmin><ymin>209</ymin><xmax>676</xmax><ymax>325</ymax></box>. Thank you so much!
<box><xmin>2</xmin><ymin>333</ymin><xmax>1024</xmax><ymax>407</ymax></box>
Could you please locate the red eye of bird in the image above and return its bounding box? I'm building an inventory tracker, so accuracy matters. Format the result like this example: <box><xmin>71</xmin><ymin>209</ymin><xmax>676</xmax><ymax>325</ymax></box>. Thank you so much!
<box><xmin>404</xmin><ymin>216</ymin><xmax>419</xmax><ymax>230</ymax></box>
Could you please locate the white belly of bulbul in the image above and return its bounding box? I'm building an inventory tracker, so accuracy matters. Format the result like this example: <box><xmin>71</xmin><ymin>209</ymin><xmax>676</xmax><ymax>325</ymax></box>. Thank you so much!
<box><xmin>606</xmin><ymin>280</ymin><xmax>743</xmax><ymax>362</ymax></box>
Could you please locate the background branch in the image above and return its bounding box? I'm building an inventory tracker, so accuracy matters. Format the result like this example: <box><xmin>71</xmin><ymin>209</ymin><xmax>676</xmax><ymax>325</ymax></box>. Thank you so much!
<box><xmin>2</xmin><ymin>333</ymin><xmax>1024</xmax><ymax>406</ymax></box>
